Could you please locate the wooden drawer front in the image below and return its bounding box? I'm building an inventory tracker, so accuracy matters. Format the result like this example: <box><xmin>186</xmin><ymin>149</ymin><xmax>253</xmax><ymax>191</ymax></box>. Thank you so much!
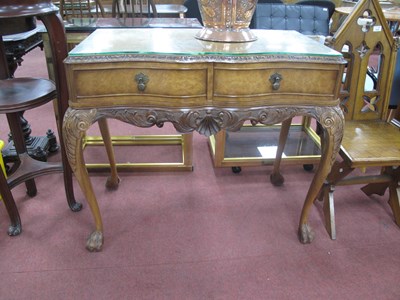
<box><xmin>70</xmin><ymin>63</ymin><xmax>208</xmax><ymax>108</ymax></box>
<box><xmin>213</xmin><ymin>64</ymin><xmax>340</xmax><ymax>107</ymax></box>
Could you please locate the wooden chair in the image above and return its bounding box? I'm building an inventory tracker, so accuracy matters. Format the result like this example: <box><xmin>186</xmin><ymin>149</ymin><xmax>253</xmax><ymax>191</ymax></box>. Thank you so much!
<box><xmin>58</xmin><ymin>0</ymin><xmax>106</xmax><ymax>20</ymax></box>
<box><xmin>321</xmin><ymin>105</ymin><xmax>400</xmax><ymax>239</ymax></box>
<box><xmin>112</xmin><ymin>0</ymin><xmax>158</xmax><ymax>18</ymax></box>
<box><xmin>0</xmin><ymin>0</ymin><xmax>82</xmax><ymax>235</ymax></box>
<box><xmin>273</xmin><ymin>0</ymin><xmax>400</xmax><ymax>239</ymax></box>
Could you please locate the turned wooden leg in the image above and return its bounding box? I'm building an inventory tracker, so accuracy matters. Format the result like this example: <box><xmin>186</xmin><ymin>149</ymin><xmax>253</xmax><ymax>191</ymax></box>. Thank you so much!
<box><xmin>298</xmin><ymin>107</ymin><xmax>344</xmax><ymax>244</ymax></box>
<box><xmin>270</xmin><ymin>118</ymin><xmax>292</xmax><ymax>186</ymax></box>
<box><xmin>40</xmin><ymin>14</ymin><xmax>81</xmax><ymax>212</ymax></box>
<box><xmin>6</xmin><ymin>113</ymin><xmax>37</xmax><ymax>197</ymax></box>
<box><xmin>98</xmin><ymin>118</ymin><xmax>120</xmax><ymax>190</ymax></box>
<box><xmin>0</xmin><ymin>168</ymin><xmax>21</xmax><ymax>236</ymax></box>
<box><xmin>63</xmin><ymin>108</ymin><xmax>104</xmax><ymax>252</ymax></box>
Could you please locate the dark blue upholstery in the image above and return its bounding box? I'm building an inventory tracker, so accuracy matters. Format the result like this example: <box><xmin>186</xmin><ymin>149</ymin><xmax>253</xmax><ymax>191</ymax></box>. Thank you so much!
<box><xmin>183</xmin><ymin>0</ymin><xmax>284</xmax><ymax>27</ymax></box>
<box><xmin>250</xmin><ymin>3</ymin><xmax>330</xmax><ymax>36</ymax></box>
<box><xmin>296</xmin><ymin>0</ymin><xmax>335</xmax><ymax>19</ymax></box>
<box><xmin>183</xmin><ymin>0</ymin><xmax>202</xmax><ymax>25</ymax></box>
<box><xmin>389</xmin><ymin>55</ymin><xmax>400</xmax><ymax>108</ymax></box>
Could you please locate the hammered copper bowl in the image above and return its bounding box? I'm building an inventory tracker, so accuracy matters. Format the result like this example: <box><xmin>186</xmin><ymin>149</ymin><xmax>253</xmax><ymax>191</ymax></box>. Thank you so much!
<box><xmin>195</xmin><ymin>0</ymin><xmax>258</xmax><ymax>42</ymax></box>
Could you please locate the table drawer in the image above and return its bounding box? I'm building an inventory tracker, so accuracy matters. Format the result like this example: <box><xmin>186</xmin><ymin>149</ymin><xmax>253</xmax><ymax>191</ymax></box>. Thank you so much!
<box><xmin>68</xmin><ymin>62</ymin><xmax>208</xmax><ymax>108</ymax></box>
<box><xmin>213</xmin><ymin>63</ymin><xmax>341</xmax><ymax>107</ymax></box>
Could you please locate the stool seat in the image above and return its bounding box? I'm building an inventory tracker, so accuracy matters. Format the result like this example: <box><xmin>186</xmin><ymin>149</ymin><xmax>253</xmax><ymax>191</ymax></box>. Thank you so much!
<box><xmin>0</xmin><ymin>77</ymin><xmax>56</xmax><ymax>113</ymax></box>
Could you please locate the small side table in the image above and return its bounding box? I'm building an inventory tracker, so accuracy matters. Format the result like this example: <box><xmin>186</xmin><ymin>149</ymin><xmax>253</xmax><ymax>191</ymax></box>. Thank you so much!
<box><xmin>2</xmin><ymin>23</ymin><xmax>59</xmax><ymax>164</ymax></box>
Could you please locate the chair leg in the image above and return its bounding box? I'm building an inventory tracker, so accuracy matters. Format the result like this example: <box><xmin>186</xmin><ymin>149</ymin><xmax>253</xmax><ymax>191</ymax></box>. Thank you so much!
<box><xmin>0</xmin><ymin>167</ymin><xmax>21</xmax><ymax>236</ymax></box>
<box><xmin>387</xmin><ymin>167</ymin><xmax>400</xmax><ymax>226</ymax></box>
<box><xmin>318</xmin><ymin>161</ymin><xmax>355</xmax><ymax>239</ymax></box>
<box><xmin>361</xmin><ymin>167</ymin><xmax>400</xmax><ymax>227</ymax></box>
<box><xmin>270</xmin><ymin>118</ymin><xmax>292</xmax><ymax>186</ymax></box>
<box><xmin>388</xmin><ymin>181</ymin><xmax>400</xmax><ymax>227</ymax></box>
<box><xmin>98</xmin><ymin>118</ymin><xmax>120</xmax><ymax>189</ymax></box>
<box><xmin>321</xmin><ymin>183</ymin><xmax>336</xmax><ymax>240</ymax></box>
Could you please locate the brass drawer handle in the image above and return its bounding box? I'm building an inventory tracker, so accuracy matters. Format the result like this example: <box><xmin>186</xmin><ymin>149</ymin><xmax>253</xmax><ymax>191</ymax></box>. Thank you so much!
<box><xmin>269</xmin><ymin>73</ymin><xmax>283</xmax><ymax>90</ymax></box>
<box><xmin>135</xmin><ymin>73</ymin><xmax>149</xmax><ymax>91</ymax></box>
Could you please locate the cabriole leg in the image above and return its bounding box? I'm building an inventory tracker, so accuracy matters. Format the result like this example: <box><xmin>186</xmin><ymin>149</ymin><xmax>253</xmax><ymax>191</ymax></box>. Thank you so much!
<box><xmin>298</xmin><ymin>107</ymin><xmax>344</xmax><ymax>243</ymax></box>
<box><xmin>98</xmin><ymin>118</ymin><xmax>120</xmax><ymax>190</ymax></box>
<box><xmin>63</xmin><ymin>108</ymin><xmax>104</xmax><ymax>251</ymax></box>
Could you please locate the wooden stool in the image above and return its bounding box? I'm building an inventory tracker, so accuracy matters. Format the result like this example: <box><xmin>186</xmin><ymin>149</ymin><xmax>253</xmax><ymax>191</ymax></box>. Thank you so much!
<box><xmin>0</xmin><ymin>0</ymin><xmax>82</xmax><ymax>235</ymax></box>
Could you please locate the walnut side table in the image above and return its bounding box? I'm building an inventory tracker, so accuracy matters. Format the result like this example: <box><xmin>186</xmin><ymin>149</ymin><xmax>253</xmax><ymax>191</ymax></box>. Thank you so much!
<box><xmin>63</xmin><ymin>28</ymin><xmax>346</xmax><ymax>251</ymax></box>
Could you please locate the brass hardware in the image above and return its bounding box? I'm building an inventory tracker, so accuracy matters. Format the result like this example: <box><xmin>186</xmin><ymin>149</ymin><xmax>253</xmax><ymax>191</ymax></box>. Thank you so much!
<box><xmin>269</xmin><ymin>73</ymin><xmax>283</xmax><ymax>90</ymax></box>
<box><xmin>134</xmin><ymin>73</ymin><xmax>149</xmax><ymax>91</ymax></box>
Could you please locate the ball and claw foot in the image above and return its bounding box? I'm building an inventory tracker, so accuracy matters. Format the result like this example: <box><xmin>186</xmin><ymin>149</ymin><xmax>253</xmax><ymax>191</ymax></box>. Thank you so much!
<box><xmin>298</xmin><ymin>224</ymin><xmax>315</xmax><ymax>244</ymax></box>
<box><xmin>270</xmin><ymin>172</ymin><xmax>284</xmax><ymax>186</ymax></box>
<box><xmin>106</xmin><ymin>176</ymin><xmax>120</xmax><ymax>190</ymax></box>
<box><xmin>86</xmin><ymin>230</ymin><xmax>103</xmax><ymax>252</ymax></box>
<box><xmin>8</xmin><ymin>224</ymin><xmax>22</xmax><ymax>236</ymax></box>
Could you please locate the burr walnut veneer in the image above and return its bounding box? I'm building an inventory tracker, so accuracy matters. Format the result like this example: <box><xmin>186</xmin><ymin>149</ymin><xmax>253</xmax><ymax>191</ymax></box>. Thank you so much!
<box><xmin>42</xmin><ymin>18</ymin><xmax>202</xmax><ymax>173</ymax></box>
<box><xmin>63</xmin><ymin>28</ymin><xmax>345</xmax><ymax>251</ymax></box>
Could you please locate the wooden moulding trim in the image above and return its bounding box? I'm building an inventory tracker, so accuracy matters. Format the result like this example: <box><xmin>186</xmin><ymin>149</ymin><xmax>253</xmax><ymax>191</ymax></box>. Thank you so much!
<box><xmin>64</xmin><ymin>54</ymin><xmax>346</xmax><ymax>65</ymax></box>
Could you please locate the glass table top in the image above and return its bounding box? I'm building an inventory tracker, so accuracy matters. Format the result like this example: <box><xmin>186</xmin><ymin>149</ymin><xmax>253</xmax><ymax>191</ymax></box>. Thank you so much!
<box><xmin>68</xmin><ymin>28</ymin><xmax>343</xmax><ymax>57</ymax></box>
